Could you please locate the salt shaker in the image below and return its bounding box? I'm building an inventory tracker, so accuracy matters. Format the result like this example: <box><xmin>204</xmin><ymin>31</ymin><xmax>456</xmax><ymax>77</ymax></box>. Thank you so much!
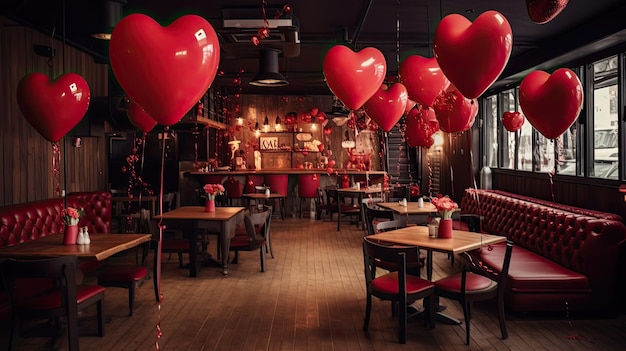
<box><xmin>265</xmin><ymin>187</ymin><xmax>270</xmax><ymax>197</ymax></box>
<box><xmin>418</xmin><ymin>197</ymin><xmax>424</xmax><ymax>208</ymax></box>
<box><xmin>83</xmin><ymin>226</ymin><xmax>91</xmax><ymax>245</ymax></box>
<box><xmin>76</xmin><ymin>227</ymin><xmax>85</xmax><ymax>245</ymax></box>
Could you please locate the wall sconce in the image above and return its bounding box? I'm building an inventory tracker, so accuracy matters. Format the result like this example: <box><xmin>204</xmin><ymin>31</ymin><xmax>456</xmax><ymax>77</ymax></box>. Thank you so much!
<box><xmin>311</xmin><ymin>123</ymin><xmax>317</xmax><ymax>131</ymax></box>
<box><xmin>255</xmin><ymin>122</ymin><xmax>260</xmax><ymax>137</ymax></box>
<box><xmin>237</xmin><ymin>116</ymin><xmax>243</xmax><ymax>125</ymax></box>
<box><xmin>263</xmin><ymin>115</ymin><xmax>270</xmax><ymax>132</ymax></box>
<box><xmin>275</xmin><ymin>115</ymin><xmax>281</xmax><ymax>131</ymax></box>
<box><xmin>433</xmin><ymin>131</ymin><xmax>444</xmax><ymax>147</ymax></box>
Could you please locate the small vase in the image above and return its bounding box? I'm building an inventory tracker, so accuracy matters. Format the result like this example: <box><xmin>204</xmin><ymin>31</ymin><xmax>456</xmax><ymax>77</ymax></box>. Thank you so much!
<box><xmin>438</xmin><ymin>219</ymin><xmax>453</xmax><ymax>239</ymax></box>
<box><xmin>205</xmin><ymin>198</ymin><xmax>216</xmax><ymax>213</ymax></box>
<box><xmin>63</xmin><ymin>225</ymin><xmax>79</xmax><ymax>245</ymax></box>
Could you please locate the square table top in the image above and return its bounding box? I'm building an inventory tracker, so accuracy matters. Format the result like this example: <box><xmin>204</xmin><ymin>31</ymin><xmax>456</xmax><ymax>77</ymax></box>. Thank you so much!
<box><xmin>365</xmin><ymin>226</ymin><xmax>506</xmax><ymax>255</ymax></box>
<box><xmin>0</xmin><ymin>234</ymin><xmax>151</xmax><ymax>261</ymax></box>
<box><xmin>154</xmin><ymin>206</ymin><xmax>245</xmax><ymax>221</ymax></box>
<box><xmin>337</xmin><ymin>187</ymin><xmax>389</xmax><ymax>194</ymax></box>
<box><xmin>377</xmin><ymin>201</ymin><xmax>438</xmax><ymax>215</ymax></box>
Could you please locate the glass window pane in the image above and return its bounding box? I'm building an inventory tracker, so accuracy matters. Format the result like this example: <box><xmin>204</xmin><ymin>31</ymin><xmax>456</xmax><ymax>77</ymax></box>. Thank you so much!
<box><xmin>534</xmin><ymin>133</ymin><xmax>555</xmax><ymax>172</ymax></box>
<box><xmin>557</xmin><ymin>124</ymin><xmax>577</xmax><ymax>175</ymax></box>
<box><xmin>591</xmin><ymin>56</ymin><xmax>618</xmax><ymax>179</ymax></box>
<box><xmin>484</xmin><ymin>96</ymin><xmax>498</xmax><ymax>168</ymax></box>
<box><xmin>501</xmin><ymin>90</ymin><xmax>516</xmax><ymax>169</ymax></box>
<box><xmin>517</xmin><ymin>89</ymin><xmax>533</xmax><ymax>171</ymax></box>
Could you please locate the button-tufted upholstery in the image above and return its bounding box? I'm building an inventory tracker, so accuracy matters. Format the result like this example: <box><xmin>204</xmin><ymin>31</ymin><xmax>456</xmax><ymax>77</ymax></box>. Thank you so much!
<box><xmin>0</xmin><ymin>192</ymin><xmax>111</xmax><ymax>248</ymax></box>
<box><xmin>461</xmin><ymin>188</ymin><xmax>626</xmax><ymax>313</ymax></box>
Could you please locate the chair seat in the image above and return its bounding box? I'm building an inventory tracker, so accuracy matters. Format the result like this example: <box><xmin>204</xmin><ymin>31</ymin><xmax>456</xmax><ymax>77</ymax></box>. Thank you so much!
<box><xmin>371</xmin><ymin>271</ymin><xmax>434</xmax><ymax>295</ymax></box>
<box><xmin>338</xmin><ymin>205</ymin><xmax>360</xmax><ymax>213</ymax></box>
<box><xmin>435</xmin><ymin>272</ymin><xmax>496</xmax><ymax>293</ymax></box>
<box><xmin>22</xmin><ymin>285</ymin><xmax>106</xmax><ymax>309</ymax></box>
<box><xmin>99</xmin><ymin>266</ymin><xmax>147</xmax><ymax>282</ymax></box>
<box><xmin>230</xmin><ymin>236</ymin><xmax>265</xmax><ymax>248</ymax></box>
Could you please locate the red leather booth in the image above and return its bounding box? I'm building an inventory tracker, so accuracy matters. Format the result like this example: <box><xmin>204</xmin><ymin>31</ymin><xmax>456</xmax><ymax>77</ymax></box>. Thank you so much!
<box><xmin>461</xmin><ymin>188</ymin><xmax>626</xmax><ymax>313</ymax></box>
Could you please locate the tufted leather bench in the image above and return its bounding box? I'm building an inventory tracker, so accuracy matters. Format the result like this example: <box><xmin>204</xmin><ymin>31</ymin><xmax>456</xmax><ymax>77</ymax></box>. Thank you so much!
<box><xmin>0</xmin><ymin>192</ymin><xmax>112</xmax><ymax>325</ymax></box>
<box><xmin>460</xmin><ymin>188</ymin><xmax>626</xmax><ymax>313</ymax></box>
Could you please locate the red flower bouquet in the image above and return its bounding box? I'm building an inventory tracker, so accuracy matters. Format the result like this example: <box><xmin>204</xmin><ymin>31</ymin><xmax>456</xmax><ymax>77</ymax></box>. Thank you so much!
<box><xmin>431</xmin><ymin>194</ymin><xmax>459</xmax><ymax>219</ymax></box>
<box><xmin>203</xmin><ymin>183</ymin><xmax>225</xmax><ymax>200</ymax></box>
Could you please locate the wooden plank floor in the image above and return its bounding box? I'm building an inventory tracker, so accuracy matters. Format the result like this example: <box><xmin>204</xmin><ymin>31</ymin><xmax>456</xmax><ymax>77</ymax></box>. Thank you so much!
<box><xmin>4</xmin><ymin>218</ymin><xmax>626</xmax><ymax>350</ymax></box>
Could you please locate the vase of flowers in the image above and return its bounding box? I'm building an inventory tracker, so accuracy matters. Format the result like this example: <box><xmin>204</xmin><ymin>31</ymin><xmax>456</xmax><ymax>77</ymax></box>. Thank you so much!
<box><xmin>203</xmin><ymin>183</ymin><xmax>225</xmax><ymax>212</ymax></box>
<box><xmin>62</xmin><ymin>206</ymin><xmax>84</xmax><ymax>245</ymax></box>
<box><xmin>431</xmin><ymin>194</ymin><xmax>459</xmax><ymax>239</ymax></box>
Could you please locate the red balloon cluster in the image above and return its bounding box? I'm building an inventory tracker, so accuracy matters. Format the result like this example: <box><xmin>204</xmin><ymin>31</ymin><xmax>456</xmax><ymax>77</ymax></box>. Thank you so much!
<box><xmin>502</xmin><ymin>111</ymin><xmax>525</xmax><ymax>132</ymax></box>
<box><xmin>126</xmin><ymin>98</ymin><xmax>157</xmax><ymax>134</ymax></box>
<box><xmin>398</xmin><ymin>55</ymin><xmax>450</xmax><ymax>107</ymax></box>
<box><xmin>405</xmin><ymin>106</ymin><xmax>439</xmax><ymax>148</ymax></box>
<box><xmin>16</xmin><ymin>72</ymin><xmax>91</xmax><ymax>142</ymax></box>
<box><xmin>432</xmin><ymin>88</ymin><xmax>477</xmax><ymax>133</ymax></box>
<box><xmin>109</xmin><ymin>14</ymin><xmax>220</xmax><ymax>126</ymax></box>
<box><xmin>284</xmin><ymin>112</ymin><xmax>297</xmax><ymax>125</ymax></box>
<box><xmin>519</xmin><ymin>68</ymin><xmax>583</xmax><ymax>139</ymax></box>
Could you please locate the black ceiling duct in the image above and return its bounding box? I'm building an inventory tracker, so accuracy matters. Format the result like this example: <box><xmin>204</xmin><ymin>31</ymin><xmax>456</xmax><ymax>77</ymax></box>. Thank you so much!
<box><xmin>249</xmin><ymin>49</ymin><xmax>289</xmax><ymax>87</ymax></box>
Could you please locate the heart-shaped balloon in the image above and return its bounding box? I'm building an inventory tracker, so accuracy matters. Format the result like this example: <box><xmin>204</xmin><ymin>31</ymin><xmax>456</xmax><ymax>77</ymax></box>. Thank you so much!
<box><xmin>323</xmin><ymin>45</ymin><xmax>387</xmax><ymax>110</ymax></box>
<box><xmin>526</xmin><ymin>0</ymin><xmax>569</xmax><ymax>24</ymax></box>
<box><xmin>398</xmin><ymin>55</ymin><xmax>450</xmax><ymax>107</ymax></box>
<box><xmin>433</xmin><ymin>10</ymin><xmax>512</xmax><ymax>99</ymax></box>
<box><xmin>126</xmin><ymin>98</ymin><xmax>157</xmax><ymax>133</ymax></box>
<box><xmin>433</xmin><ymin>88</ymin><xmax>478</xmax><ymax>133</ymax></box>
<box><xmin>502</xmin><ymin>111</ymin><xmax>525</xmax><ymax>132</ymax></box>
<box><xmin>405</xmin><ymin>107</ymin><xmax>438</xmax><ymax>148</ymax></box>
<box><xmin>519</xmin><ymin>68</ymin><xmax>583</xmax><ymax>139</ymax></box>
<box><xmin>363</xmin><ymin>84</ymin><xmax>408</xmax><ymax>132</ymax></box>
<box><xmin>109</xmin><ymin>14</ymin><xmax>220</xmax><ymax>126</ymax></box>
<box><xmin>16</xmin><ymin>72</ymin><xmax>90</xmax><ymax>142</ymax></box>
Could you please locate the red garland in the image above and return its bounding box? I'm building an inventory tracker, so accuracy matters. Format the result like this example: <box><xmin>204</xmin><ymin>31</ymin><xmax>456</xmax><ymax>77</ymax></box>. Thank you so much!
<box><xmin>52</xmin><ymin>142</ymin><xmax>61</xmax><ymax>196</ymax></box>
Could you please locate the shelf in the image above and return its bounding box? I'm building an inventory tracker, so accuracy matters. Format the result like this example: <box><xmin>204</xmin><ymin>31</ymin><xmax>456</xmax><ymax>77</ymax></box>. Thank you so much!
<box><xmin>259</xmin><ymin>150</ymin><xmax>320</xmax><ymax>153</ymax></box>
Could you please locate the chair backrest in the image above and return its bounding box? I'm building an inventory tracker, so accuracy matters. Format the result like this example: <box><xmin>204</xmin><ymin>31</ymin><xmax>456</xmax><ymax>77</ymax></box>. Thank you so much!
<box><xmin>375</xmin><ymin>219</ymin><xmax>407</xmax><ymax>233</ymax></box>
<box><xmin>362</xmin><ymin>237</ymin><xmax>420</xmax><ymax>285</ymax></box>
<box><xmin>363</xmin><ymin>204</ymin><xmax>395</xmax><ymax>235</ymax></box>
<box><xmin>461</xmin><ymin>240</ymin><xmax>514</xmax><ymax>292</ymax></box>
<box><xmin>244</xmin><ymin>209</ymin><xmax>271</xmax><ymax>245</ymax></box>
<box><xmin>224</xmin><ymin>179</ymin><xmax>244</xmax><ymax>198</ymax></box>
<box><xmin>159</xmin><ymin>192</ymin><xmax>176</xmax><ymax>214</ymax></box>
<box><xmin>298</xmin><ymin>174</ymin><xmax>320</xmax><ymax>198</ymax></box>
<box><xmin>1</xmin><ymin>256</ymin><xmax>79</xmax><ymax>318</ymax></box>
<box><xmin>264</xmin><ymin>175</ymin><xmax>289</xmax><ymax>196</ymax></box>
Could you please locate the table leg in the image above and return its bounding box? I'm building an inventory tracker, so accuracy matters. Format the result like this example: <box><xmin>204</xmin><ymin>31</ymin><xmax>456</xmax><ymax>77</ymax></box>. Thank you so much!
<box><xmin>426</xmin><ymin>250</ymin><xmax>433</xmax><ymax>281</ymax></box>
<box><xmin>220</xmin><ymin>223</ymin><xmax>229</xmax><ymax>276</ymax></box>
<box><xmin>188</xmin><ymin>221</ymin><xmax>199</xmax><ymax>277</ymax></box>
<box><xmin>153</xmin><ymin>239</ymin><xmax>162</xmax><ymax>301</ymax></box>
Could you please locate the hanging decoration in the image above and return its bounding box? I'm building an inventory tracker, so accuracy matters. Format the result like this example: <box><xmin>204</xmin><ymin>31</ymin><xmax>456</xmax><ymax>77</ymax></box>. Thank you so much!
<box><xmin>322</xmin><ymin>45</ymin><xmax>387</xmax><ymax>110</ymax></box>
<box><xmin>398</xmin><ymin>55</ymin><xmax>450</xmax><ymax>107</ymax></box>
<box><xmin>526</xmin><ymin>0</ymin><xmax>569</xmax><ymax>24</ymax></box>
<box><xmin>250</xmin><ymin>2</ymin><xmax>292</xmax><ymax>46</ymax></box>
<box><xmin>405</xmin><ymin>105</ymin><xmax>439</xmax><ymax>148</ymax></box>
<box><xmin>363</xmin><ymin>84</ymin><xmax>408</xmax><ymax>133</ymax></box>
<box><xmin>433</xmin><ymin>87</ymin><xmax>478</xmax><ymax>133</ymax></box>
<box><xmin>502</xmin><ymin>111</ymin><xmax>525</xmax><ymax>132</ymax></box>
<box><xmin>109</xmin><ymin>14</ymin><xmax>220</xmax><ymax>126</ymax></box>
<box><xmin>519</xmin><ymin>68</ymin><xmax>583</xmax><ymax>139</ymax></box>
<box><xmin>433</xmin><ymin>10</ymin><xmax>513</xmax><ymax>99</ymax></box>
<box><xmin>16</xmin><ymin>72</ymin><xmax>91</xmax><ymax>143</ymax></box>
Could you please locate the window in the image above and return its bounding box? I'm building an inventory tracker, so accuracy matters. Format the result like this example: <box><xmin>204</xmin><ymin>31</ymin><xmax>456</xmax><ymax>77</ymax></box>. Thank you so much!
<box><xmin>484</xmin><ymin>96</ymin><xmax>498</xmax><ymax>168</ymax></box>
<box><xmin>592</xmin><ymin>56</ymin><xmax>618</xmax><ymax>179</ymax></box>
<box><xmin>500</xmin><ymin>89</ymin><xmax>516</xmax><ymax>169</ymax></box>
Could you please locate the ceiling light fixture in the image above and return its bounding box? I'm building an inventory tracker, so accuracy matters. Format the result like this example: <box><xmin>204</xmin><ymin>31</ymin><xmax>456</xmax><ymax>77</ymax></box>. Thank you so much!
<box><xmin>92</xmin><ymin>0</ymin><xmax>126</xmax><ymax>40</ymax></box>
<box><xmin>249</xmin><ymin>49</ymin><xmax>289</xmax><ymax>87</ymax></box>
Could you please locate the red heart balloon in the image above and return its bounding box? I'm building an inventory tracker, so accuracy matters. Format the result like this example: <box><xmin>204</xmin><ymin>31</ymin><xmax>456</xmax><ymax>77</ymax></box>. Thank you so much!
<box><xmin>126</xmin><ymin>98</ymin><xmax>157</xmax><ymax>134</ymax></box>
<box><xmin>433</xmin><ymin>11</ymin><xmax>512</xmax><ymax>99</ymax></box>
<box><xmin>363</xmin><ymin>84</ymin><xmax>408</xmax><ymax>132</ymax></box>
<box><xmin>109</xmin><ymin>14</ymin><xmax>220</xmax><ymax>126</ymax></box>
<box><xmin>398</xmin><ymin>55</ymin><xmax>450</xmax><ymax>107</ymax></box>
<box><xmin>526</xmin><ymin>0</ymin><xmax>569</xmax><ymax>24</ymax></box>
<box><xmin>16</xmin><ymin>73</ymin><xmax>90</xmax><ymax>142</ymax></box>
<box><xmin>405</xmin><ymin>107</ymin><xmax>437</xmax><ymax>148</ymax></box>
<box><xmin>323</xmin><ymin>45</ymin><xmax>387</xmax><ymax>110</ymax></box>
<box><xmin>433</xmin><ymin>88</ymin><xmax>478</xmax><ymax>133</ymax></box>
<box><xmin>519</xmin><ymin>68</ymin><xmax>583</xmax><ymax>139</ymax></box>
<box><xmin>502</xmin><ymin>111</ymin><xmax>525</xmax><ymax>132</ymax></box>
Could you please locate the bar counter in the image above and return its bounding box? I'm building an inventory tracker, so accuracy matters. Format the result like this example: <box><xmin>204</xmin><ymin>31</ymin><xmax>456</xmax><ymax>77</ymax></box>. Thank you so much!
<box><xmin>187</xmin><ymin>169</ymin><xmax>387</xmax><ymax>176</ymax></box>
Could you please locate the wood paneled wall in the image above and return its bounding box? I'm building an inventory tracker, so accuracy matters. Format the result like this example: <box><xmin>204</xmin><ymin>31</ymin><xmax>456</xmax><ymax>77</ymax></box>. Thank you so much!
<box><xmin>0</xmin><ymin>17</ymin><xmax>109</xmax><ymax>206</ymax></box>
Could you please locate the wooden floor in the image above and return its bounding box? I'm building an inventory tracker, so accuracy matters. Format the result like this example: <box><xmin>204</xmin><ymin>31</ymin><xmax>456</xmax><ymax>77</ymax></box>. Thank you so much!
<box><xmin>4</xmin><ymin>218</ymin><xmax>626</xmax><ymax>350</ymax></box>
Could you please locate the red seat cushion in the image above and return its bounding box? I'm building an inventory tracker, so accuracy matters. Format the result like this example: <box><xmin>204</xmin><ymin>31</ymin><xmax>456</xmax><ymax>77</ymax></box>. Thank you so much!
<box><xmin>435</xmin><ymin>272</ymin><xmax>495</xmax><ymax>293</ymax></box>
<box><xmin>371</xmin><ymin>271</ymin><xmax>434</xmax><ymax>295</ymax></box>
<box><xmin>230</xmin><ymin>236</ymin><xmax>265</xmax><ymax>248</ymax></box>
<box><xmin>99</xmin><ymin>266</ymin><xmax>147</xmax><ymax>282</ymax></box>
<box><xmin>21</xmin><ymin>285</ymin><xmax>105</xmax><ymax>309</ymax></box>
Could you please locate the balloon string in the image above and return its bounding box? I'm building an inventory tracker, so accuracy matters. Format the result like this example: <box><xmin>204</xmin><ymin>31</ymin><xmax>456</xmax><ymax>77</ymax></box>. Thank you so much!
<box><xmin>427</xmin><ymin>152</ymin><xmax>433</xmax><ymax>197</ymax></box>
<box><xmin>52</xmin><ymin>142</ymin><xmax>61</xmax><ymax>197</ymax></box>
<box><xmin>467</xmin><ymin>131</ymin><xmax>483</xmax><ymax>249</ymax></box>
<box><xmin>155</xmin><ymin>127</ymin><xmax>168</xmax><ymax>350</ymax></box>
<box><xmin>448</xmin><ymin>133</ymin><xmax>454</xmax><ymax>200</ymax></box>
<box><xmin>548</xmin><ymin>137</ymin><xmax>558</xmax><ymax>202</ymax></box>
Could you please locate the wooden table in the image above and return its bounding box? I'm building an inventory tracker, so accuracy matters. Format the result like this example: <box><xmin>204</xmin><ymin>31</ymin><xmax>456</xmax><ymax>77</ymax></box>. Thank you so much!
<box><xmin>0</xmin><ymin>233</ymin><xmax>151</xmax><ymax>261</ymax></box>
<box><xmin>154</xmin><ymin>206</ymin><xmax>245</xmax><ymax>277</ymax></box>
<box><xmin>376</xmin><ymin>201</ymin><xmax>438</xmax><ymax>215</ymax></box>
<box><xmin>337</xmin><ymin>187</ymin><xmax>389</xmax><ymax>229</ymax></box>
<box><xmin>365</xmin><ymin>226</ymin><xmax>506</xmax><ymax>280</ymax></box>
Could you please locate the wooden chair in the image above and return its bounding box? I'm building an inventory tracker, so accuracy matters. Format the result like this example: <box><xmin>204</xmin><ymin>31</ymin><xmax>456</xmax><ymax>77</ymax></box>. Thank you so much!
<box><xmin>362</xmin><ymin>237</ymin><xmax>435</xmax><ymax>344</ymax></box>
<box><xmin>326</xmin><ymin>189</ymin><xmax>361</xmax><ymax>231</ymax></box>
<box><xmin>434</xmin><ymin>240</ymin><xmax>514</xmax><ymax>345</ymax></box>
<box><xmin>97</xmin><ymin>265</ymin><xmax>146</xmax><ymax>316</ymax></box>
<box><xmin>229</xmin><ymin>208</ymin><xmax>272</xmax><ymax>272</ymax></box>
<box><xmin>363</xmin><ymin>203</ymin><xmax>395</xmax><ymax>235</ymax></box>
<box><xmin>1</xmin><ymin>256</ymin><xmax>105</xmax><ymax>351</ymax></box>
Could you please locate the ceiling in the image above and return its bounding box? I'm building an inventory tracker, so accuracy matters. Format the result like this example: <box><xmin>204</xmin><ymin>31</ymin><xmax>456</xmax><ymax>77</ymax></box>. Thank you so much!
<box><xmin>3</xmin><ymin>0</ymin><xmax>626</xmax><ymax>96</ymax></box>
